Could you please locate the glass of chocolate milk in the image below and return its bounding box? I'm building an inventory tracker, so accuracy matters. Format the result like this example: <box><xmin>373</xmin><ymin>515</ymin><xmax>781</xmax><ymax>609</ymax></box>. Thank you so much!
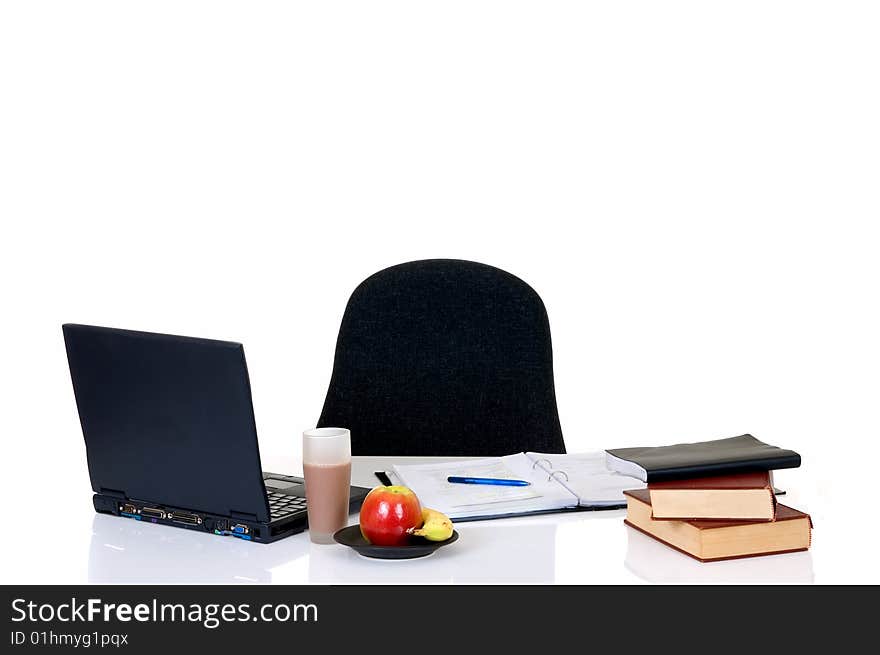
<box><xmin>302</xmin><ymin>427</ymin><xmax>352</xmax><ymax>544</ymax></box>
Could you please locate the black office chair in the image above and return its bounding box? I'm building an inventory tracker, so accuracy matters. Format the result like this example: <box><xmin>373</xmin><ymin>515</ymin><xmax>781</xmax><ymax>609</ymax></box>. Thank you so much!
<box><xmin>317</xmin><ymin>259</ymin><xmax>566</xmax><ymax>456</ymax></box>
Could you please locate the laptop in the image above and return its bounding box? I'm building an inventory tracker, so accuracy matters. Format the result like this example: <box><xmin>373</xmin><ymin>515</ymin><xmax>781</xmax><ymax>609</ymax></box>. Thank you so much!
<box><xmin>62</xmin><ymin>324</ymin><xmax>370</xmax><ymax>544</ymax></box>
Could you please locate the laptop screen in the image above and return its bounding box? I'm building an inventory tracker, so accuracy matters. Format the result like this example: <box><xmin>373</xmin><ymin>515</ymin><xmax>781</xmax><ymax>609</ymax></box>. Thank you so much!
<box><xmin>63</xmin><ymin>324</ymin><xmax>271</xmax><ymax>522</ymax></box>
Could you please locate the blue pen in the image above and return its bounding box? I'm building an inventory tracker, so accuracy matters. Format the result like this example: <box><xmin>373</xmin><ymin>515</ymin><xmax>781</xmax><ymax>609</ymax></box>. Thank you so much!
<box><xmin>447</xmin><ymin>476</ymin><xmax>531</xmax><ymax>487</ymax></box>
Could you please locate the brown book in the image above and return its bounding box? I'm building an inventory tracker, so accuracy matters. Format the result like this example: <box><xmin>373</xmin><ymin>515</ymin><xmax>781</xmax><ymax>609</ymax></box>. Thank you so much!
<box><xmin>648</xmin><ymin>471</ymin><xmax>776</xmax><ymax>521</ymax></box>
<box><xmin>624</xmin><ymin>488</ymin><xmax>811</xmax><ymax>562</ymax></box>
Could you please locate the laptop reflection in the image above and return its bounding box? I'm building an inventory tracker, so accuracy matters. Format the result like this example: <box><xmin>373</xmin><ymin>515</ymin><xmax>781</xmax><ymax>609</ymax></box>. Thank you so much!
<box><xmin>88</xmin><ymin>514</ymin><xmax>310</xmax><ymax>584</ymax></box>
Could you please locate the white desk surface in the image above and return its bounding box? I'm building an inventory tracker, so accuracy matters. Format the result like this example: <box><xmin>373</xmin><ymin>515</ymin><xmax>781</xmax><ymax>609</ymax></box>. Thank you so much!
<box><xmin>6</xmin><ymin>454</ymin><xmax>870</xmax><ymax>584</ymax></box>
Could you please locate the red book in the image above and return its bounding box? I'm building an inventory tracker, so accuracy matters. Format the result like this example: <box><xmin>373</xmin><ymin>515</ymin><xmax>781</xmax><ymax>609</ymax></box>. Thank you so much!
<box><xmin>624</xmin><ymin>488</ymin><xmax>811</xmax><ymax>562</ymax></box>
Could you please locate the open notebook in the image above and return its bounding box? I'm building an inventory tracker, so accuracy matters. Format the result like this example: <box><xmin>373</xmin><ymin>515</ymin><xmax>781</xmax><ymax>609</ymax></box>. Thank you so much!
<box><xmin>390</xmin><ymin>452</ymin><xmax>646</xmax><ymax>521</ymax></box>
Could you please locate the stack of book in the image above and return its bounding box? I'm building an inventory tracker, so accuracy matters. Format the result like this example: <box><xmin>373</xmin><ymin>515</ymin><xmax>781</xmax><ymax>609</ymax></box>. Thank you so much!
<box><xmin>606</xmin><ymin>434</ymin><xmax>812</xmax><ymax>562</ymax></box>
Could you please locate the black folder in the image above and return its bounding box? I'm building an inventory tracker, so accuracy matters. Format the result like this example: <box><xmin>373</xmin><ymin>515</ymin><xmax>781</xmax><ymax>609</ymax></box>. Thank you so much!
<box><xmin>605</xmin><ymin>434</ymin><xmax>801</xmax><ymax>483</ymax></box>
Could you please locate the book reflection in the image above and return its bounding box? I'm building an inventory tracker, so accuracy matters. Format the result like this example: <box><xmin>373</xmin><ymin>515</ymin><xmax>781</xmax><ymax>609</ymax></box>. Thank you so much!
<box><xmin>624</xmin><ymin>526</ymin><xmax>815</xmax><ymax>584</ymax></box>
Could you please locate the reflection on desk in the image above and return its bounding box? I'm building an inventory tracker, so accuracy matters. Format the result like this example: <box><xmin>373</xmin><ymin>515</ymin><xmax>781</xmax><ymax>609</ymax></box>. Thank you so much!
<box><xmin>308</xmin><ymin>521</ymin><xmax>560</xmax><ymax>584</ymax></box>
<box><xmin>88</xmin><ymin>514</ymin><xmax>310</xmax><ymax>584</ymax></box>
<box><xmin>624</xmin><ymin>526</ymin><xmax>815</xmax><ymax>584</ymax></box>
<box><xmin>87</xmin><ymin>492</ymin><xmax>815</xmax><ymax>584</ymax></box>
<box><xmin>88</xmin><ymin>513</ymin><xmax>565</xmax><ymax>584</ymax></box>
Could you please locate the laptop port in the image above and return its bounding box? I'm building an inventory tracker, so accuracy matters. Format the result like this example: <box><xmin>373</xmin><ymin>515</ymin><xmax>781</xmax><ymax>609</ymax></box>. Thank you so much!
<box><xmin>215</xmin><ymin>519</ymin><xmax>228</xmax><ymax>532</ymax></box>
<box><xmin>140</xmin><ymin>507</ymin><xmax>166</xmax><ymax>520</ymax></box>
<box><xmin>121</xmin><ymin>503</ymin><xmax>138</xmax><ymax>515</ymax></box>
<box><xmin>168</xmin><ymin>511</ymin><xmax>202</xmax><ymax>526</ymax></box>
<box><xmin>231</xmin><ymin>523</ymin><xmax>249</xmax><ymax>535</ymax></box>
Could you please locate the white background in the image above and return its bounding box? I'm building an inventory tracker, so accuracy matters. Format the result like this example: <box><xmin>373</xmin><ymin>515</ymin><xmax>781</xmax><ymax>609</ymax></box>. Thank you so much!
<box><xmin>1</xmin><ymin>1</ymin><xmax>878</xmax><ymax>583</ymax></box>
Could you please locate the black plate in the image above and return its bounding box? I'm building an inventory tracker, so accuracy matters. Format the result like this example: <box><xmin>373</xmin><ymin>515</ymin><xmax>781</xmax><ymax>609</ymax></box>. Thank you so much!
<box><xmin>333</xmin><ymin>525</ymin><xmax>459</xmax><ymax>559</ymax></box>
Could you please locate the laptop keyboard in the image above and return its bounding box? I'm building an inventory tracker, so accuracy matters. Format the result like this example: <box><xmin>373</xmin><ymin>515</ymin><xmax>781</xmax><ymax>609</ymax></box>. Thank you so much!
<box><xmin>267</xmin><ymin>490</ymin><xmax>308</xmax><ymax>520</ymax></box>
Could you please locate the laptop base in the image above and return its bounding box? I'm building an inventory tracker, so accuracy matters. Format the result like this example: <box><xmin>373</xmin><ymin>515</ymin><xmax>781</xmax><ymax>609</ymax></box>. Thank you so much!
<box><xmin>93</xmin><ymin>473</ymin><xmax>369</xmax><ymax>544</ymax></box>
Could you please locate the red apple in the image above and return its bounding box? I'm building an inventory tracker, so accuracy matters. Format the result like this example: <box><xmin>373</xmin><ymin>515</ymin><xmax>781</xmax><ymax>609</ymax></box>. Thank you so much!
<box><xmin>359</xmin><ymin>485</ymin><xmax>423</xmax><ymax>546</ymax></box>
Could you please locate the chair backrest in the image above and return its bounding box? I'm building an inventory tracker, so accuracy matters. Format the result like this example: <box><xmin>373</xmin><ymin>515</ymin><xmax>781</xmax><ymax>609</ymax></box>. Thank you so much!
<box><xmin>317</xmin><ymin>259</ymin><xmax>566</xmax><ymax>456</ymax></box>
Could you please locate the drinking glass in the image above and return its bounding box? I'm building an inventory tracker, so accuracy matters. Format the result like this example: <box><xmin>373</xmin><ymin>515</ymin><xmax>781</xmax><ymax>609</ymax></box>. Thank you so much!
<box><xmin>302</xmin><ymin>427</ymin><xmax>352</xmax><ymax>544</ymax></box>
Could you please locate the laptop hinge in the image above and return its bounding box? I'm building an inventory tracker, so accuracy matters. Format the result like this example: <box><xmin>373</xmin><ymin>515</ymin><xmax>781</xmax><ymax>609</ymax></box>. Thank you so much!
<box><xmin>229</xmin><ymin>510</ymin><xmax>260</xmax><ymax>521</ymax></box>
<box><xmin>99</xmin><ymin>487</ymin><xmax>126</xmax><ymax>499</ymax></box>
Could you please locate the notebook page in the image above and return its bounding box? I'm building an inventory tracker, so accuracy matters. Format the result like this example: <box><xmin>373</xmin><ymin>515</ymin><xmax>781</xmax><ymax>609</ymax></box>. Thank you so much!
<box><xmin>392</xmin><ymin>455</ymin><xmax>577</xmax><ymax>519</ymax></box>
<box><xmin>526</xmin><ymin>451</ymin><xmax>646</xmax><ymax>506</ymax></box>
